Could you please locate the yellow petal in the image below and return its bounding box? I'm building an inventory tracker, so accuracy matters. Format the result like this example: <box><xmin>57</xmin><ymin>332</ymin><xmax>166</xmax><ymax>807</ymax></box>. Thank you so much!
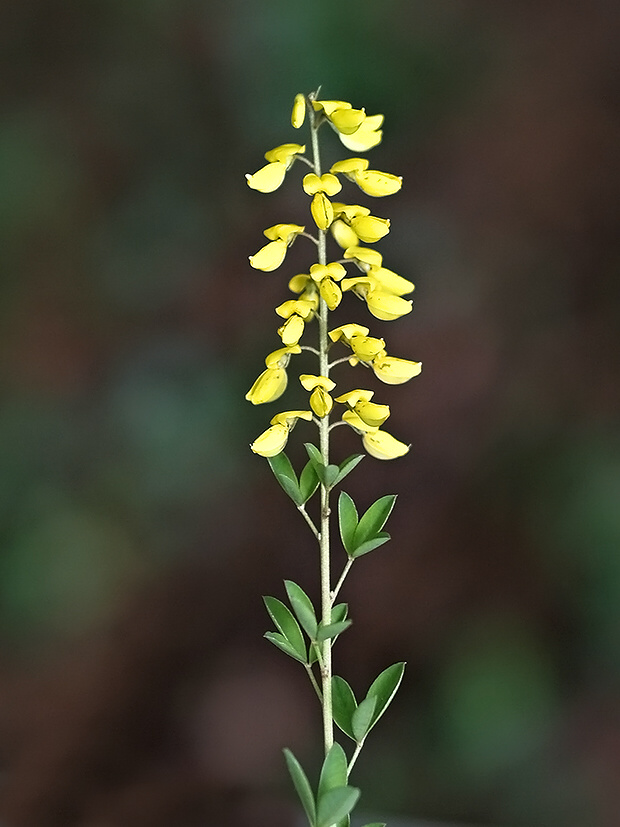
<box><xmin>362</xmin><ymin>429</ymin><xmax>410</xmax><ymax>460</ymax></box>
<box><xmin>342</xmin><ymin>409</ymin><xmax>377</xmax><ymax>433</ymax></box>
<box><xmin>248</xmin><ymin>239</ymin><xmax>287</xmax><ymax>271</ymax></box>
<box><xmin>265</xmin><ymin>345</ymin><xmax>301</xmax><ymax>368</ymax></box>
<box><xmin>251</xmin><ymin>423</ymin><xmax>289</xmax><ymax>457</ymax></box>
<box><xmin>343</xmin><ymin>246</ymin><xmax>383</xmax><ymax>267</ymax></box>
<box><xmin>291</xmin><ymin>94</ymin><xmax>306</xmax><ymax>128</ymax></box>
<box><xmin>309</xmin><ymin>386</ymin><xmax>333</xmax><ymax>417</ymax></box>
<box><xmin>271</xmin><ymin>409</ymin><xmax>313</xmax><ymax>427</ymax></box>
<box><xmin>365</xmin><ymin>291</ymin><xmax>413</xmax><ymax>321</ymax></box>
<box><xmin>264</xmin><ymin>223</ymin><xmax>305</xmax><ymax>242</ymax></box>
<box><xmin>310</xmin><ymin>192</ymin><xmax>334</xmax><ymax>230</ymax></box>
<box><xmin>349</xmin><ymin>334</ymin><xmax>386</xmax><ymax>361</ymax></box>
<box><xmin>368</xmin><ymin>266</ymin><xmax>414</xmax><ymax>296</ymax></box>
<box><xmin>350</xmin><ymin>215</ymin><xmax>390</xmax><ymax>243</ymax></box>
<box><xmin>278</xmin><ymin>314</ymin><xmax>305</xmax><ymax>345</ymax></box>
<box><xmin>330</xmin><ymin>158</ymin><xmax>369</xmax><ymax>175</ymax></box>
<box><xmin>353</xmin><ymin>169</ymin><xmax>402</xmax><ymax>197</ymax></box>
<box><xmin>354</xmin><ymin>399</ymin><xmax>390</xmax><ymax>428</ymax></box>
<box><xmin>328</xmin><ymin>323</ymin><xmax>370</xmax><ymax>343</ymax></box>
<box><xmin>312</xmin><ymin>99</ymin><xmax>352</xmax><ymax>117</ymax></box>
<box><xmin>319</xmin><ymin>277</ymin><xmax>342</xmax><ymax>310</ymax></box>
<box><xmin>339</xmin><ymin>116</ymin><xmax>383</xmax><ymax>152</ymax></box>
<box><xmin>275</xmin><ymin>299</ymin><xmax>315</xmax><ymax>320</ymax></box>
<box><xmin>288</xmin><ymin>273</ymin><xmax>311</xmax><ymax>293</ymax></box>
<box><xmin>331</xmin><ymin>219</ymin><xmax>359</xmax><ymax>249</ymax></box>
<box><xmin>264</xmin><ymin>143</ymin><xmax>306</xmax><ymax>163</ymax></box>
<box><xmin>299</xmin><ymin>374</ymin><xmax>336</xmax><ymax>392</ymax></box>
<box><xmin>372</xmin><ymin>356</ymin><xmax>422</xmax><ymax>384</ymax></box>
<box><xmin>245</xmin><ymin>367</ymin><xmax>287</xmax><ymax>405</ymax></box>
<box><xmin>329</xmin><ymin>108</ymin><xmax>366</xmax><ymax>135</ymax></box>
<box><xmin>246</xmin><ymin>162</ymin><xmax>288</xmax><ymax>193</ymax></box>
<box><xmin>335</xmin><ymin>388</ymin><xmax>374</xmax><ymax>405</ymax></box>
<box><xmin>302</xmin><ymin>173</ymin><xmax>341</xmax><ymax>196</ymax></box>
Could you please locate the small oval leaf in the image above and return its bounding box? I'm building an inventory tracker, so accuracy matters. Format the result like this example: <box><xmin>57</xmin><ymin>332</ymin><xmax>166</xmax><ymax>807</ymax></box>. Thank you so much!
<box><xmin>316</xmin><ymin>619</ymin><xmax>352</xmax><ymax>642</ymax></box>
<box><xmin>353</xmin><ymin>495</ymin><xmax>397</xmax><ymax>547</ymax></box>
<box><xmin>332</xmin><ymin>675</ymin><xmax>357</xmax><ymax>741</ymax></box>
<box><xmin>285</xmin><ymin>580</ymin><xmax>318</xmax><ymax>639</ymax></box>
<box><xmin>318</xmin><ymin>742</ymin><xmax>348</xmax><ymax>800</ymax></box>
<box><xmin>316</xmin><ymin>785</ymin><xmax>360</xmax><ymax>827</ymax></box>
<box><xmin>338</xmin><ymin>491</ymin><xmax>359</xmax><ymax>555</ymax></box>
<box><xmin>352</xmin><ymin>695</ymin><xmax>377</xmax><ymax>743</ymax></box>
<box><xmin>366</xmin><ymin>661</ymin><xmax>406</xmax><ymax>731</ymax></box>
<box><xmin>299</xmin><ymin>460</ymin><xmax>320</xmax><ymax>503</ymax></box>
<box><xmin>264</xmin><ymin>632</ymin><xmax>306</xmax><ymax>663</ymax></box>
<box><xmin>351</xmin><ymin>532</ymin><xmax>390</xmax><ymax>558</ymax></box>
<box><xmin>284</xmin><ymin>748</ymin><xmax>316</xmax><ymax>827</ymax></box>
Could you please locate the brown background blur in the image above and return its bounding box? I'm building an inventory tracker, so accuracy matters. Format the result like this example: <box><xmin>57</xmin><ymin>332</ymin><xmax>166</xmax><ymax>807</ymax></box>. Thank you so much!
<box><xmin>0</xmin><ymin>1</ymin><xmax>619</xmax><ymax>825</ymax></box>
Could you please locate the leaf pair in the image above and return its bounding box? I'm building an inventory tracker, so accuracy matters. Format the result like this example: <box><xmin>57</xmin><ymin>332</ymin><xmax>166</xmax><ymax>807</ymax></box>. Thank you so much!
<box><xmin>268</xmin><ymin>451</ymin><xmax>320</xmax><ymax>506</ymax></box>
<box><xmin>264</xmin><ymin>580</ymin><xmax>351</xmax><ymax>665</ymax></box>
<box><xmin>285</xmin><ymin>744</ymin><xmax>359</xmax><ymax>827</ymax></box>
<box><xmin>338</xmin><ymin>492</ymin><xmax>397</xmax><ymax>558</ymax></box>
<box><xmin>305</xmin><ymin>444</ymin><xmax>364</xmax><ymax>491</ymax></box>
<box><xmin>332</xmin><ymin>662</ymin><xmax>406</xmax><ymax>746</ymax></box>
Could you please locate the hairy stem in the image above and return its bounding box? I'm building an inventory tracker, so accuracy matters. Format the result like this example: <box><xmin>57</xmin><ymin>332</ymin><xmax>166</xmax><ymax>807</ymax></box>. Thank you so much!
<box><xmin>310</xmin><ymin>98</ymin><xmax>334</xmax><ymax>756</ymax></box>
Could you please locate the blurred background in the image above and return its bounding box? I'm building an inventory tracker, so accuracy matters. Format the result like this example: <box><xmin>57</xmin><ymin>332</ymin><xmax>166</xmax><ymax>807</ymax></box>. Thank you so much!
<box><xmin>0</xmin><ymin>1</ymin><xmax>619</xmax><ymax>825</ymax></box>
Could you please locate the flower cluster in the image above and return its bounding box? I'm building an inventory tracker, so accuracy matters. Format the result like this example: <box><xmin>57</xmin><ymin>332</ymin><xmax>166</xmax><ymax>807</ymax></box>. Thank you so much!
<box><xmin>245</xmin><ymin>93</ymin><xmax>421</xmax><ymax>460</ymax></box>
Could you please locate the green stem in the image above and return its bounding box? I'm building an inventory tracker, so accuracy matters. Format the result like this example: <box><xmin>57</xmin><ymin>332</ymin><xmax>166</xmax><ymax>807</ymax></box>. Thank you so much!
<box><xmin>298</xmin><ymin>504</ymin><xmax>319</xmax><ymax>539</ymax></box>
<box><xmin>310</xmin><ymin>98</ymin><xmax>334</xmax><ymax>756</ymax></box>
<box><xmin>331</xmin><ymin>557</ymin><xmax>354</xmax><ymax>603</ymax></box>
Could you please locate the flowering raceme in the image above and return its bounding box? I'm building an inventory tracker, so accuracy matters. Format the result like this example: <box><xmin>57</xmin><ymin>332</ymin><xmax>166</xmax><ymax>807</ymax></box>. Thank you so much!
<box><xmin>245</xmin><ymin>90</ymin><xmax>421</xmax><ymax>459</ymax></box>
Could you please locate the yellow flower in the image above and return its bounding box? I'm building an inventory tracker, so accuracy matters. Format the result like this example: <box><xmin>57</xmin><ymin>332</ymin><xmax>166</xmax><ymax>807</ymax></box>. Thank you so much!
<box><xmin>248</xmin><ymin>239</ymin><xmax>287</xmax><ymax>271</ymax></box>
<box><xmin>367</xmin><ymin>265</ymin><xmax>414</xmax><ymax>296</ymax></box>
<box><xmin>331</xmin><ymin>218</ymin><xmax>359</xmax><ymax>249</ymax></box>
<box><xmin>310</xmin><ymin>192</ymin><xmax>334</xmax><ymax>230</ymax></box>
<box><xmin>339</xmin><ymin>113</ymin><xmax>384</xmax><ymax>152</ymax></box>
<box><xmin>249</xmin><ymin>224</ymin><xmax>305</xmax><ymax>272</ymax></box>
<box><xmin>365</xmin><ymin>290</ymin><xmax>413</xmax><ymax>321</ymax></box>
<box><xmin>330</xmin><ymin>158</ymin><xmax>369</xmax><ymax>178</ymax></box>
<box><xmin>309</xmin><ymin>262</ymin><xmax>346</xmax><ymax>310</ymax></box>
<box><xmin>277</xmin><ymin>315</ymin><xmax>305</xmax><ymax>346</ymax></box>
<box><xmin>264</xmin><ymin>143</ymin><xmax>306</xmax><ymax>163</ymax></box>
<box><xmin>343</xmin><ymin>246</ymin><xmax>383</xmax><ymax>269</ymax></box>
<box><xmin>354</xmin><ymin>169</ymin><xmax>402</xmax><ymax>197</ymax></box>
<box><xmin>372</xmin><ymin>356</ymin><xmax>422</xmax><ymax>384</ymax></box>
<box><xmin>349</xmin><ymin>334</ymin><xmax>386</xmax><ymax>361</ymax></box>
<box><xmin>246</xmin><ymin>144</ymin><xmax>306</xmax><ymax>193</ymax></box>
<box><xmin>312</xmin><ymin>99</ymin><xmax>354</xmax><ymax>117</ymax></box>
<box><xmin>264</xmin><ymin>345</ymin><xmax>302</xmax><ymax>368</ymax></box>
<box><xmin>302</xmin><ymin>173</ymin><xmax>342</xmax><ymax>196</ymax></box>
<box><xmin>329</xmin><ymin>107</ymin><xmax>366</xmax><ymax>135</ymax></box>
<box><xmin>310</xmin><ymin>263</ymin><xmax>346</xmax><ymax>282</ymax></box>
<box><xmin>245</xmin><ymin>367</ymin><xmax>287</xmax><ymax>405</ymax></box>
<box><xmin>275</xmin><ymin>298</ymin><xmax>317</xmax><ymax>320</ymax></box>
<box><xmin>246</xmin><ymin>162</ymin><xmax>288</xmax><ymax>194</ymax></box>
<box><xmin>335</xmin><ymin>389</ymin><xmax>389</xmax><ymax>428</ymax></box>
<box><xmin>300</xmin><ymin>374</ymin><xmax>336</xmax><ymax>418</ymax></box>
<box><xmin>250</xmin><ymin>410</ymin><xmax>313</xmax><ymax>457</ymax></box>
<box><xmin>342</xmin><ymin>409</ymin><xmax>376</xmax><ymax>433</ymax></box>
<box><xmin>291</xmin><ymin>93</ymin><xmax>306</xmax><ymax>128</ymax></box>
<box><xmin>362</xmin><ymin>429</ymin><xmax>410</xmax><ymax>460</ymax></box>
<box><xmin>350</xmin><ymin>214</ymin><xmax>390</xmax><ymax>243</ymax></box>
<box><xmin>328</xmin><ymin>324</ymin><xmax>370</xmax><ymax>344</ymax></box>
<box><xmin>250</xmin><ymin>423</ymin><xmax>289</xmax><ymax>456</ymax></box>
<box><xmin>331</xmin><ymin>203</ymin><xmax>370</xmax><ymax>221</ymax></box>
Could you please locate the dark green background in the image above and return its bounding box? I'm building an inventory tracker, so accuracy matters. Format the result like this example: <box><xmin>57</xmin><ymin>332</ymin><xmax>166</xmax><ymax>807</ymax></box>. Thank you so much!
<box><xmin>1</xmin><ymin>2</ymin><xmax>619</xmax><ymax>825</ymax></box>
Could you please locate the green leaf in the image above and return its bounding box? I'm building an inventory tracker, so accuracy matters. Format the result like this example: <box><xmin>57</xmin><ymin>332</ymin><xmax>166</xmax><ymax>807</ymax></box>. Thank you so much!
<box><xmin>338</xmin><ymin>492</ymin><xmax>359</xmax><ymax>555</ymax></box>
<box><xmin>351</xmin><ymin>695</ymin><xmax>377</xmax><ymax>743</ymax></box>
<box><xmin>264</xmin><ymin>632</ymin><xmax>306</xmax><ymax>663</ymax></box>
<box><xmin>299</xmin><ymin>460</ymin><xmax>320</xmax><ymax>503</ymax></box>
<box><xmin>264</xmin><ymin>596</ymin><xmax>306</xmax><ymax>660</ymax></box>
<box><xmin>304</xmin><ymin>442</ymin><xmax>323</xmax><ymax>467</ymax></box>
<box><xmin>324</xmin><ymin>464</ymin><xmax>340</xmax><ymax>488</ymax></box>
<box><xmin>316</xmin><ymin>785</ymin><xmax>360</xmax><ymax>827</ymax></box>
<box><xmin>366</xmin><ymin>661</ymin><xmax>406</xmax><ymax>731</ymax></box>
<box><xmin>268</xmin><ymin>452</ymin><xmax>302</xmax><ymax>505</ymax></box>
<box><xmin>316</xmin><ymin>619</ymin><xmax>352</xmax><ymax>642</ymax></box>
<box><xmin>318</xmin><ymin>742</ymin><xmax>348</xmax><ymax>800</ymax></box>
<box><xmin>332</xmin><ymin>453</ymin><xmax>364</xmax><ymax>486</ymax></box>
<box><xmin>332</xmin><ymin>676</ymin><xmax>357</xmax><ymax>740</ymax></box>
<box><xmin>331</xmin><ymin>603</ymin><xmax>348</xmax><ymax>624</ymax></box>
<box><xmin>353</xmin><ymin>495</ymin><xmax>397</xmax><ymax>548</ymax></box>
<box><xmin>285</xmin><ymin>580</ymin><xmax>318</xmax><ymax>639</ymax></box>
<box><xmin>284</xmin><ymin>749</ymin><xmax>316</xmax><ymax>827</ymax></box>
<box><xmin>351</xmin><ymin>532</ymin><xmax>391</xmax><ymax>559</ymax></box>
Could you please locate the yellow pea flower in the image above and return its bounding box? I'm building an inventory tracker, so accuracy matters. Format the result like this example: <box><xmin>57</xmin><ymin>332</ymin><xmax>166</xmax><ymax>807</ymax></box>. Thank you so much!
<box><xmin>275</xmin><ymin>299</ymin><xmax>316</xmax><ymax>321</ymax></box>
<box><xmin>330</xmin><ymin>158</ymin><xmax>369</xmax><ymax>178</ymax></box>
<box><xmin>264</xmin><ymin>345</ymin><xmax>302</xmax><ymax>368</ymax></box>
<box><xmin>319</xmin><ymin>278</ymin><xmax>342</xmax><ymax>310</ymax></box>
<box><xmin>300</xmin><ymin>374</ymin><xmax>336</xmax><ymax>418</ymax></box>
<box><xmin>300</xmin><ymin>374</ymin><xmax>336</xmax><ymax>392</ymax></box>
<box><xmin>310</xmin><ymin>192</ymin><xmax>334</xmax><ymax>230</ymax></box>
<box><xmin>350</xmin><ymin>214</ymin><xmax>390</xmax><ymax>243</ymax></box>
<box><xmin>312</xmin><ymin>99</ymin><xmax>354</xmax><ymax>117</ymax></box>
<box><xmin>342</xmin><ymin>409</ymin><xmax>377</xmax><ymax>433</ymax></box>
<box><xmin>331</xmin><ymin>203</ymin><xmax>371</xmax><ymax>221</ymax></box>
<box><xmin>339</xmin><ymin>113</ymin><xmax>384</xmax><ymax>152</ymax></box>
<box><xmin>310</xmin><ymin>262</ymin><xmax>346</xmax><ymax>282</ymax></box>
<box><xmin>362</xmin><ymin>429</ymin><xmax>410</xmax><ymax>460</ymax></box>
<box><xmin>335</xmin><ymin>389</ymin><xmax>389</xmax><ymax>428</ymax></box>
<box><xmin>328</xmin><ymin>323</ymin><xmax>370</xmax><ymax>343</ymax></box>
<box><xmin>372</xmin><ymin>356</ymin><xmax>422</xmax><ymax>385</ymax></box>
<box><xmin>278</xmin><ymin>314</ymin><xmax>305</xmax><ymax>346</ymax></box>
<box><xmin>250</xmin><ymin>423</ymin><xmax>289</xmax><ymax>456</ymax></box>
<box><xmin>245</xmin><ymin>367</ymin><xmax>287</xmax><ymax>405</ymax></box>
<box><xmin>331</xmin><ymin>218</ymin><xmax>359</xmax><ymax>249</ymax></box>
<box><xmin>367</xmin><ymin>265</ymin><xmax>414</xmax><ymax>296</ymax></box>
<box><xmin>291</xmin><ymin>93</ymin><xmax>306</xmax><ymax>128</ymax></box>
<box><xmin>264</xmin><ymin>143</ymin><xmax>306</xmax><ymax>163</ymax></box>
<box><xmin>248</xmin><ymin>239</ymin><xmax>288</xmax><ymax>271</ymax></box>
<box><xmin>271</xmin><ymin>410</ymin><xmax>313</xmax><ymax>427</ymax></box>
<box><xmin>329</xmin><ymin>107</ymin><xmax>366</xmax><ymax>135</ymax></box>
<box><xmin>349</xmin><ymin>334</ymin><xmax>386</xmax><ymax>361</ymax></box>
<box><xmin>365</xmin><ymin>290</ymin><xmax>413</xmax><ymax>321</ymax></box>
<box><xmin>302</xmin><ymin>173</ymin><xmax>342</xmax><ymax>196</ymax></box>
<box><xmin>343</xmin><ymin>246</ymin><xmax>383</xmax><ymax>269</ymax></box>
<box><xmin>354</xmin><ymin>169</ymin><xmax>402</xmax><ymax>198</ymax></box>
